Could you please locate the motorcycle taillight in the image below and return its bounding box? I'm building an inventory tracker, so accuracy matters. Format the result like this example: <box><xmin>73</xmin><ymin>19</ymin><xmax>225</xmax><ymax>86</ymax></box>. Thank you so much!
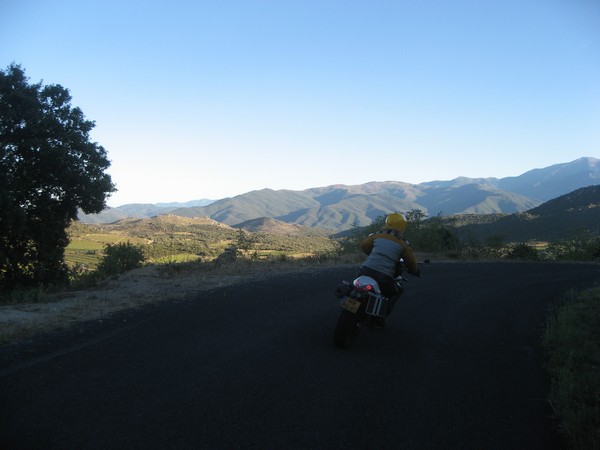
<box><xmin>353</xmin><ymin>275</ymin><xmax>381</xmax><ymax>294</ymax></box>
<box><xmin>354</xmin><ymin>282</ymin><xmax>374</xmax><ymax>292</ymax></box>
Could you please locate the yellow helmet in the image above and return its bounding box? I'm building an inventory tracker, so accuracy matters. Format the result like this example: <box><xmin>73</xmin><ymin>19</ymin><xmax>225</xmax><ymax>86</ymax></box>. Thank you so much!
<box><xmin>385</xmin><ymin>213</ymin><xmax>407</xmax><ymax>233</ymax></box>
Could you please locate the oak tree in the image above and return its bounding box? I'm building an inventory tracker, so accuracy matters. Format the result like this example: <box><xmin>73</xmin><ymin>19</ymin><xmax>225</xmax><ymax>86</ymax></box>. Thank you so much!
<box><xmin>0</xmin><ymin>64</ymin><xmax>116</xmax><ymax>289</ymax></box>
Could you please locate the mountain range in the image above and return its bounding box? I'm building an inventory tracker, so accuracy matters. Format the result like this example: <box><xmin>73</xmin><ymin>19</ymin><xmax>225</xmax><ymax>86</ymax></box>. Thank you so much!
<box><xmin>79</xmin><ymin>157</ymin><xmax>599</xmax><ymax>231</ymax></box>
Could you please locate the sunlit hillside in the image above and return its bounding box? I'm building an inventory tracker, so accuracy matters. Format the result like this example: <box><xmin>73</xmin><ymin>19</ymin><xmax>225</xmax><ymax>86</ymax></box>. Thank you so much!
<box><xmin>66</xmin><ymin>215</ymin><xmax>339</xmax><ymax>269</ymax></box>
<box><xmin>446</xmin><ymin>185</ymin><xmax>600</xmax><ymax>242</ymax></box>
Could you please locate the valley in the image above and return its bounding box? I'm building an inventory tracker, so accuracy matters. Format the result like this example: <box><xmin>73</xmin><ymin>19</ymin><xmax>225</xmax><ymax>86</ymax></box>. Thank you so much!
<box><xmin>69</xmin><ymin>183</ymin><xmax>600</xmax><ymax>271</ymax></box>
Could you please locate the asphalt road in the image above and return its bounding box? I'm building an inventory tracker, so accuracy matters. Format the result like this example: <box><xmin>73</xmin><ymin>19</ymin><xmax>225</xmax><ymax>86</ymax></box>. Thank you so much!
<box><xmin>1</xmin><ymin>262</ymin><xmax>599</xmax><ymax>449</ymax></box>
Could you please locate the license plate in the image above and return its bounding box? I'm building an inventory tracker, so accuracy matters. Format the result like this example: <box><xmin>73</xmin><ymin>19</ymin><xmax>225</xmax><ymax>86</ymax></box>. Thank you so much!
<box><xmin>340</xmin><ymin>297</ymin><xmax>361</xmax><ymax>313</ymax></box>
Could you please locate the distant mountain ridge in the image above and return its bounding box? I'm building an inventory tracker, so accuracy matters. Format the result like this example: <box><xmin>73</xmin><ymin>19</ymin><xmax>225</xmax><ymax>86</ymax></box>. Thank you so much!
<box><xmin>79</xmin><ymin>157</ymin><xmax>599</xmax><ymax>230</ymax></box>
<box><xmin>78</xmin><ymin>199</ymin><xmax>215</xmax><ymax>225</ymax></box>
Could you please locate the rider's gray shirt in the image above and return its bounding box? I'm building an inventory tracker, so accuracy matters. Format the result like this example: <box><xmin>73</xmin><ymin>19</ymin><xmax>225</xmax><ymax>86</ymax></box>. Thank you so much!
<box><xmin>362</xmin><ymin>237</ymin><xmax>405</xmax><ymax>277</ymax></box>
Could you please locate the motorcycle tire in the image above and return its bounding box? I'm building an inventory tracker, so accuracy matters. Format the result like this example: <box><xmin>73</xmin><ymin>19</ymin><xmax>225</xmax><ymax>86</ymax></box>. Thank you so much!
<box><xmin>333</xmin><ymin>310</ymin><xmax>360</xmax><ymax>348</ymax></box>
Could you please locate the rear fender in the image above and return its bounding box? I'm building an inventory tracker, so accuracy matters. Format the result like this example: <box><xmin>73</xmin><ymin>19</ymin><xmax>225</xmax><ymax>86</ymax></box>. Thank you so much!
<box><xmin>353</xmin><ymin>275</ymin><xmax>382</xmax><ymax>294</ymax></box>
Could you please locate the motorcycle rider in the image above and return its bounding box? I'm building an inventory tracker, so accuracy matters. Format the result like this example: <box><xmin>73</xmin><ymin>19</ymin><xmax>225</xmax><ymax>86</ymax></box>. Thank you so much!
<box><xmin>359</xmin><ymin>213</ymin><xmax>420</xmax><ymax>321</ymax></box>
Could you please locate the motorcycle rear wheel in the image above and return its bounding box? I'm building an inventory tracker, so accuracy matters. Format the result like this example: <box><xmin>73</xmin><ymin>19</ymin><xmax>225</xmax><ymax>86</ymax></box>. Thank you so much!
<box><xmin>333</xmin><ymin>310</ymin><xmax>360</xmax><ymax>348</ymax></box>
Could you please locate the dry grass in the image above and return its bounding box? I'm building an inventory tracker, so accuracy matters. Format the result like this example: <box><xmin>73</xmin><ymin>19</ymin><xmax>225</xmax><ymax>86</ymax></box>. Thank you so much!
<box><xmin>544</xmin><ymin>287</ymin><xmax>600</xmax><ymax>450</ymax></box>
<box><xmin>0</xmin><ymin>254</ymin><xmax>363</xmax><ymax>346</ymax></box>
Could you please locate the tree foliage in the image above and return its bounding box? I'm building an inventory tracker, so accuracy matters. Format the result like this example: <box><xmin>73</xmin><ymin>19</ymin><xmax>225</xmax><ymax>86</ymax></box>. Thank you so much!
<box><xmin>404</xmin><ymin>210</ymin><xmax>459</xmax><ymax>253</ymax></box>
<box><xmin>505</xmin><ymin>243</ymin><xmax>539</xmax><ymax>261</ymax></box>
<box><xmin>97</xmin><ymin>243</ymin><xmax>145</xmax><ymax>276</ymax></box>
<box><xmin>546</xmin><ymin>234</ymin><xmax>600</xmax><ymax>262</ymax></box>
<box><xmin>0</xmin><ymin>64</ymin><xmax>115</xmax><ymax>289</ymax></box>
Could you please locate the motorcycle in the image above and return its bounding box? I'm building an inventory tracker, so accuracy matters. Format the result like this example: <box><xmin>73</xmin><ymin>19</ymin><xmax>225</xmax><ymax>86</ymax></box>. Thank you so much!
<box><xmin>332</xmin><ymin>261</ymin><xmax>425</xmax><ymax>348</ymax></box>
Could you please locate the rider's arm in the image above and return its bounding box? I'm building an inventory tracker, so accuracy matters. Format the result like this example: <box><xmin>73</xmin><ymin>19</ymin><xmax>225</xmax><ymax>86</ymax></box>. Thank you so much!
<box><xmin>402</xmin><ymin>243</ymin><xmax>419</xmax><ymax>275</ymax></box>
<box><xmin>361</xmin><ymin>234</ymin><xmax>375</xmax><ymax>255</ymax></box>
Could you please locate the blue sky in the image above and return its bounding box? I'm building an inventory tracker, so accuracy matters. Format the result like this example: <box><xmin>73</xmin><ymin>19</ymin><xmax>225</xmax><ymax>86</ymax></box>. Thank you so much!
<box><xmin>2</xmin><ymin>0</ymin><xmax>599</xmax><ymax>207</ymax></box>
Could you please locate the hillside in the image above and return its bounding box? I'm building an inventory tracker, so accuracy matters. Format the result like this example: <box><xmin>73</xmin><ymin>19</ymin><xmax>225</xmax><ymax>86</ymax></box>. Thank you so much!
<box><xmin>103</xmin><ymin>214</ymin><xmax>230</xmax><ymax>234</ymax></box>
<box><xmin>233</xmin><ymin>217</ymin><xmax>332</xmax><ymax>237</ymax></box>
<box><xmin>448</xmin><ymin>185</ymin><xmax>600</xmax><ymax>242</ymax></box>
<box><xmin>67</xmin><ymin>214</ymin><xmax>338</xmax><ymax>268</ymax></box>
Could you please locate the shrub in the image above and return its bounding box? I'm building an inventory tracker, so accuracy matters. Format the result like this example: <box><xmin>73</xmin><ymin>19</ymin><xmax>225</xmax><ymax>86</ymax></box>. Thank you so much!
<box><xmin>505</xmin><ymin>243</ymin><xmax>539</xmax><ymax>261</ymax></box>
<box><xmin>546</xmin><ymin>236</ymin><xmax>600</xmax><ymax>262</ymax></box>
<box><xmin>405</xmin><ymin>214</ymin><xmax>460</xmax><ymax>253</ymax></box>
<box><xmin>96</xmin><ymin>242</ymin><xmax>145</xmax><ymax>276</ymax></box>
<box><xmin>544</xmin><ymin>288</ymin><xmax>600</xmax><ymax>450</ymax></box>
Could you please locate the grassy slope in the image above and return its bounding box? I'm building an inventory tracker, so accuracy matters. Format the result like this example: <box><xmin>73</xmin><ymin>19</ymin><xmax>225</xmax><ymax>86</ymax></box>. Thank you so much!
<box><xmin>544</xmin><ymin>288</ymin><xmax>600</xmax><ymax>450</ymax></box>
<box><xmin>447</xmin><ymin>185</ymin><xmax>600</xmax><ymax>242</ymax></box>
